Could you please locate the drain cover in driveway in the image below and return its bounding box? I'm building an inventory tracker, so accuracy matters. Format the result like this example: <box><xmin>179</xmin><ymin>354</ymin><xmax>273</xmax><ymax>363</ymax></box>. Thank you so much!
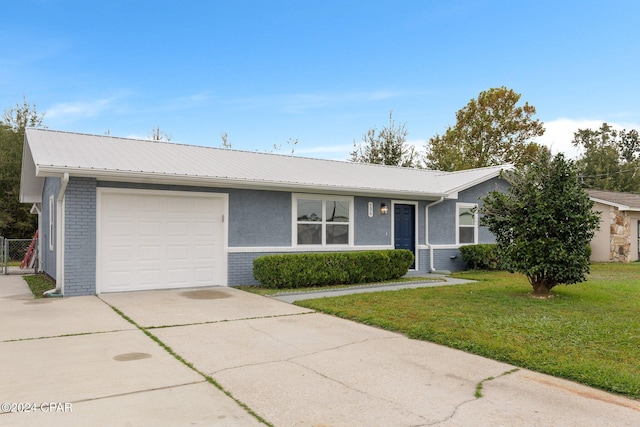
<box><xmin>179</xmin><ymin>289</ymin><xmax>230</xmax><ymax>300</ymax></box>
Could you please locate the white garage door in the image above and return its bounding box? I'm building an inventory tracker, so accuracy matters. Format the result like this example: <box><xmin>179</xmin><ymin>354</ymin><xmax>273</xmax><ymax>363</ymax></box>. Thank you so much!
<box><xmin>97</xmin><ymin>189</ymin><xmax>227</xmax><ymax>293</ymax></box>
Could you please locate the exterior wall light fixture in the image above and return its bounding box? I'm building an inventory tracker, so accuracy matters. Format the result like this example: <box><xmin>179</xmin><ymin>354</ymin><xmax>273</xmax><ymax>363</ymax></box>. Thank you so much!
<box><xmin>380</xmin><ymin>203</ymin><xmax>389</xmax><ymax>215</ymax></box>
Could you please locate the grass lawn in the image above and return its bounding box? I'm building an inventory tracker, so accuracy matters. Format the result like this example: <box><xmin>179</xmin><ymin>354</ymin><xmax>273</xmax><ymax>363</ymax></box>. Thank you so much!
<box><xmin>296</xmin><ymin>263</ymin><xmax>640</xmax><ymax>399</ymax></box>
<box><xmin>23</xmin><ymin>274</ymin><xmax>57</xmax><ymax>298</ymax></box>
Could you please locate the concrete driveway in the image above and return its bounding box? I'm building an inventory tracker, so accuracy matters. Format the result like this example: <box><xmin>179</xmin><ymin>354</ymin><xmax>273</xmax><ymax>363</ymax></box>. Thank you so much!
<box><xmin>2</xmin><ymin>275</ymin><xmax>640</xmax><ymax>426</ymax></box>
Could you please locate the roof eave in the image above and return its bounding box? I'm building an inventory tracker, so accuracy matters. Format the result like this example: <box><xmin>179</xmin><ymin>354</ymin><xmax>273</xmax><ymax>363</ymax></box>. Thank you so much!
<box><xmin>19</xmin><ymin>133</ymin><xmax>44</xmax><ymax>203</ymax></box>
<box><xmin>36</xmin><ymin>167</ymin><xmax>448</xmax><ymax>200</ymax></box>
<box><xmin>441</xmin><ymin>166</ymin><xmax>511</xmax><ymax>195</ymax></box>
<box><xmin>589</xmin><ymin>197</ymin><xmax>637</xmax><ymax>211</ymax></box>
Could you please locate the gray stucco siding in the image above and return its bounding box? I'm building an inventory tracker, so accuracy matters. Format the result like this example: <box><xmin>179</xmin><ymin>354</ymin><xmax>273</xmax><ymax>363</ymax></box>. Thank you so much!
<box><xmin>354</xmin><ymin>197</ymin><xmax>392</xmax><ymax>246</ymax></box>
<box><xmin>41</xmin><ymin>177</ymin><xmax>61</xmax><ymax>279</ymax></box>
<box><xmin>428</xmin><ymin>177</ymin><xmax>509</xmax><ymax>245</ymax></box>
<box><xmin>228</xmin><ymin>189</ymin><xmax>291</xmax><ymax>247</ymax></box>
<box><xmin>428</xmin><ymin>201</ymin><xmax>455</xmax><ymax>244</ymax></box>
<box><xmin>417</xmin><ymin>201</ymin><xmax>427</xmax><ymax>245</ymax></box>
<box><xmin>458</xmin><ymin>177</ymin><xmax>509</xmax><ymax>244</ymax></box>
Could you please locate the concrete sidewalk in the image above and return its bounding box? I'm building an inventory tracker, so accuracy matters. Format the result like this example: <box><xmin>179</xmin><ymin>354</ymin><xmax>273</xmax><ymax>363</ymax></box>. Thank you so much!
<box><xmin>270</xmin><ymin>275</ymin><xmax>473</xmax><ymax>303</ymax></box>
<box><xmin>2</xmin><ymin>274</ymin><xmax>640</xmax><ymax>426</ymax></box>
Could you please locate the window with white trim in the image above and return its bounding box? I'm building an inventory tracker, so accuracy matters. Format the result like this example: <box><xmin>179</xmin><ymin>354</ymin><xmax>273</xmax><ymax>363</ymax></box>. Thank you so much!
<box><xmin>457</xmin><ymin>203</ymin><xmax>478</xmax><ymax>244</ymax></box>
<box><xmin>294</xmin><ymin>195</ymin><xmax>353</xmax><ymax>246</ymax></box>
<box><xmin>49</xmin><ymin>195</ymin><xmax>55</xmax><ymax>251</ymax></box>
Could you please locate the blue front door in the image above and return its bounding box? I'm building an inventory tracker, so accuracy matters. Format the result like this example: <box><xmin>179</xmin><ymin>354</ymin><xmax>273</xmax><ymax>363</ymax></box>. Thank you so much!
<box><xmin>394</xmin><ymin>204</ymin><xmax>416</xmax><ymax>269</ymax></box>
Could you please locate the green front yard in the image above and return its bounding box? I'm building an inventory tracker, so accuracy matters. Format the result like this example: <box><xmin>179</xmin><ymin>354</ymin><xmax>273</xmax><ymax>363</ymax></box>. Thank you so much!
<box><xmin>296</xmin><ymin>263</ymin><xmax>640</xmax><ymax>398</ymax></box>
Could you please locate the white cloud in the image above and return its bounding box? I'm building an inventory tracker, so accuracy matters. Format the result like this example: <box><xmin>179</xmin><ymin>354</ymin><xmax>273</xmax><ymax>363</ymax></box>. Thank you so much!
<box><xmin>46</xmin><ymin>96</ymin><xmax>120</xmax><ymax>121</ymax></box>
<box><xmin>538</xmin><ymin>118</ymin><xmax>640</xmax><ymax>159</ymax></box>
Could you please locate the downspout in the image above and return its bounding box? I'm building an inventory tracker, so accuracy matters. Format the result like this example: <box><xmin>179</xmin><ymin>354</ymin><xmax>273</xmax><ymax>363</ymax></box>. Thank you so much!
<box><xmin>425</xmin><ymin>197</ymin><xmax>444</xmax><ymax>273</ymax></box>
<box><xmin>44</xmin><ymin>173</ymin><xmax>69</xmax><ymax>297</ymax></box>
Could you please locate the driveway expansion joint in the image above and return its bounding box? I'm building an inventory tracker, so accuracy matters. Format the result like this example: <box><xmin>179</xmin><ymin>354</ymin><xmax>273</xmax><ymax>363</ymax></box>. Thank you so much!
<box><xmin>65</xmin><ymin>380</ymin><xmax>208</xmax><ymax>405</ymax></box>
<box><xmin>143</xmin><ymin>310</ymin><xmax>316</xmax><ymax>330</ymax></box>
<box><xmin>1</xmin><ymin>328</ymin><xmax>137</xmax><ymax>343</ymax></box>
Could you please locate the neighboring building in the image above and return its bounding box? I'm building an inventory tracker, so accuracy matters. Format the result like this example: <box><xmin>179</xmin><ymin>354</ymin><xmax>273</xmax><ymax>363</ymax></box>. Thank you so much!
<box><xmin>20</xmin><ymin>128</ymin><xmax>510</xmax><ymax>296</ymax></box>
<box><xmin>588</xmin><ymin>189</ymin><xmax>640</xmax><ymax>263</ymax></box>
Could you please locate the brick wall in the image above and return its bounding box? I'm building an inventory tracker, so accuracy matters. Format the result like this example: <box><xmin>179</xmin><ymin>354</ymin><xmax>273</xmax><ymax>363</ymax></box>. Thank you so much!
<box><xmin>63</xmin><ymin>177</ymin><xmax>97</xmax><ymax>296</ymax></box>
<box><xmin>433</xmin><ymin>248</ymin><xmax>466</xmax><ymax>272</ymax></box>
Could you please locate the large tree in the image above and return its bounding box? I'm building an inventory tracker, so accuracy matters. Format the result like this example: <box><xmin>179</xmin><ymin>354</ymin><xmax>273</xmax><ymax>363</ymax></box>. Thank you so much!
<box><xmin>0</xmin><ymin>98</ymin><xmax>45</xmax><ymax>238</ymax></box>
<box><xmin>3</xmin><ymin>97</ymin><xmax>45</xmax><ymax>132</ymax></box>
<box><xmin>572</xmin><ymin>122</ymin><xmax>640</xmax><ymax>192</ymax></box>
<box><xmin>425</xmin><ymin>87</ymin><xmax>546</xmax><ymax>171</ymax></box>
<box><xmin>350</xmin><ymin>112</ymin><xmax>420</xmax><ymax>167</ymax></box>
<box><xmin>480</xmin><ymin>151</ymin><xmax>600</xmax><ymax>296</ymax></box>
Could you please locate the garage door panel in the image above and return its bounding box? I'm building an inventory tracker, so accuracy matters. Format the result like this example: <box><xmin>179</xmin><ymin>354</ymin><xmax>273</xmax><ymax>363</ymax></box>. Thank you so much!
<box><xmin>167</xmin><ymin>196</ymin><xmax>189</xmax><ymax>211</ymax></box>
<box><xmin>103</xmin><ymin>193</ymin><xmax>134</xmax><ymax>212</ymax></box>
<box><xmin>194</xmin><ymin>244</ymin><xmax>217</xmax><ymax>258</ymax></box>
<box><xmin>193</xmin><ymin>267</ymin><xmax>215</xmax><ymax>283</ymax></box>
<box><xmin>98</xmin><ymin>190</ymin><xmax>226</xmax><ymax>293</ymax></box>
<box><xmin>139</xmin><ymin>196</ymin><xmax>165</xmax><ymax>213</ymax></box>
<box><xmin>105</xmin><ymin>220</ymin><xmax>133</xmax><ymax>237</ymax></box>
<box><xmin>196</xmin><ymin>222</ymin><xmax>216</xmax><ymax>237</ymax></box>
<box><xmin>138</xmin><ymin>245</ymin><xmax>163</xmax><ymax>261</ymax></box>
<box><xmin>104</xmin><ymin>271</ymin><xmax>133</xmax><ymax>287</ymax></box>
<box><xmin>167</xmin><ymin>221</ymin><xmax>188</xmax><ymax>236</ymax></box>
<box><xmin>104</xmin><ymin>245</ymin><xmax>133</xmax><ymax>262</ymax></box>
<box><xmin>139</xmin><ymin>268</ymin><xmax>164</xmax><ymax>283</ymax></box>
<box><xmin>139</xmin><ymin>221</ymin><xmax>163</xmax><ymax>237</ymax></box>
<box><xmin>167</xmin><ymin>268</ymin><xmax>191</xmax><ymax>285</ymax></box>
<box><xmin>169</xmin><ymin>247</ymin><xmax>190</xmax><ymax>260</ymax></box>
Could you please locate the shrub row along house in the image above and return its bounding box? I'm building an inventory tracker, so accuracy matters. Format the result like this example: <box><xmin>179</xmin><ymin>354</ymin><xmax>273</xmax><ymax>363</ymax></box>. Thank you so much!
<box><xmin>20</xmin><ymin>128</ymin><xmax>509</xmax><ymax>296</ymax></box>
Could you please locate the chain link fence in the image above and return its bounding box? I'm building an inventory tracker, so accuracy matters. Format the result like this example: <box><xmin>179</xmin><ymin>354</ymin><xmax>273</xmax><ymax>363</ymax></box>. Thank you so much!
<box><xmin>1</xmin><ymin>236</ymin><xmax>38</xmax><ymax>275</ymax></box>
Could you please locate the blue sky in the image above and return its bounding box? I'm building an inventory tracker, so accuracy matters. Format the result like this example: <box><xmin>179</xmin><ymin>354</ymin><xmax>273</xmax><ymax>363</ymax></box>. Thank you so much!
<box><xmin>2</xmin><ymin>1</ymin><xmax>639</xmax><ymax>160</ymax></box>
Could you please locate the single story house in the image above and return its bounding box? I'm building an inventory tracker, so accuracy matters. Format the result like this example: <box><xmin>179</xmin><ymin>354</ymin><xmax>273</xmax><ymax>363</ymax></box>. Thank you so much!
<box><xmin>588</xmin><ymin>189</ymin><xmax>640</xmax><ymax>263</ymax></box>
<box><xmin>20</xmin><ymin>128</ymin><xmax>510</xmax><ymax>296</ymax></box>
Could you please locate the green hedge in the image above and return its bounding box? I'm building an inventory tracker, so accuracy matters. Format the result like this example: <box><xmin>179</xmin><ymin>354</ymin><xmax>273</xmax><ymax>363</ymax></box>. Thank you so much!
<box><xmin>459</xmin><ymin>244</ymin><xmax>504</xmax><ymax>270</ymax></box>
<box><xmin>253</xmin><ymin>250</ymin><xmax>415</xmax><ymax>289</ymax></box>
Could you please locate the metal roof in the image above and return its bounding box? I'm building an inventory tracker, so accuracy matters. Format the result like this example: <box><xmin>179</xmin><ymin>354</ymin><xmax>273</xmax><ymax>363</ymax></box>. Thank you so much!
<box><xmin>21</xmin><ymin>128</ymin><xmax>509</xmax><ymax>202</ymax></box>
<box><xmin>435</xmin><ymin>165</ymin><xmax>510</xmax><ymax>195</ymax></box>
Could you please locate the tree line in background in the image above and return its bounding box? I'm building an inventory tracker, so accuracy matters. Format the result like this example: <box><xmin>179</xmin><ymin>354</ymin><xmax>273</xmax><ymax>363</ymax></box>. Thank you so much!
<box><xmin>352</xmin><ymin>86</ymin><xmax>640</xmax><ymax>194</ymax></box>
<box><xmin>1</xmin><ymin>89</ymin><xmax>639</xmax><ymax>238</ymax></box>
<box><xmin>0</xmin><ymin>98</ymin><xmax>45</xmax><ymax>239</ymax></box>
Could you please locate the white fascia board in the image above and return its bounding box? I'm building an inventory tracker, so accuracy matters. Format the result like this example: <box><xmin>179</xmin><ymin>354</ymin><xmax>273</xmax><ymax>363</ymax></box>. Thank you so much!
<box><xmin>20</xmin><ymin>136</ymin><xmax>44</xmax><ymax>203</ymax></box>
<box><xmin>442</xmin><ymin>169</ymin><xmax>506</xmax><ymax>195</ymax></box>
<box><xmin>36</xmin><ymin>166</ymin><xmax>449</xmax><ymax>200</ymax></box>
<box><xmin>590</xmin><ymin>197</ymin><xmax>630</xmax><ymax>211</ymax></box>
